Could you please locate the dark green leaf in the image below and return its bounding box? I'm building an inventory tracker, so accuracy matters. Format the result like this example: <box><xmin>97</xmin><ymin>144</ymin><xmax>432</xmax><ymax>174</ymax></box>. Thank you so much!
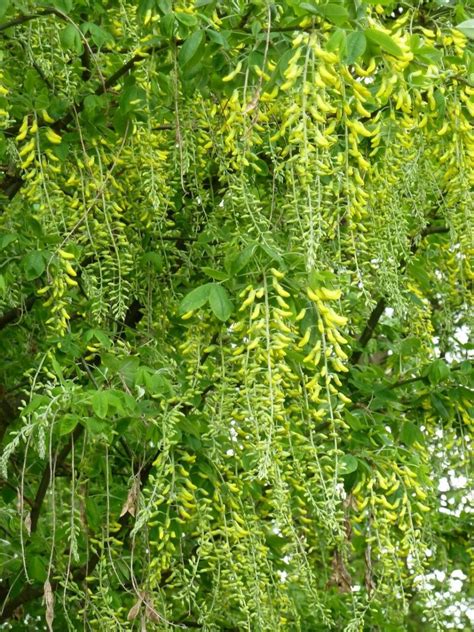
<box><xmin>300</xmin><ymin>3</ymin><xmax>318</xmax><ymax>14</ymax></box>
<box><xmin>179</xmin><ymin>30</ymin><xmax>205</xmax><ymax>68</ymax></box>
<box><xmin>365</xmin><ymin>29</ymin><xmax>403</xmax><ymax>58</ymax></box>
<box><xmin>23</xmin><ymin>251</ymin><xmax>45</xmax><ymax>280</ymax></box>
<box><xmin>326</xmin><ymin>28</ymin><xmax>346</xmax><ymax>55</ymax></box>
<box><xmin>59</xmin><ymin>415</ymin><xmax>79</xmax><ymax>435</ymax></box>
<box><xmin>175</xmin><ymin>12</ymin><xmax>198</xmax><ymax>27</ymax></box>
<box><xmin>142</xmin><ymin>252</ymin><xmax>163</xmax><ymax>270</ymax></box>
<box><xmin>227</xmin><ymin>243</ymin><xmax>257</xmax><ymax>275</ymax></box>
<box><xmin>27</xmin><ymin>556</ymin><xmax>47</xmax><ymax>582</ymax></box>
<box><xmin>85</xmin><ymin>418</ymin><xmax>109</xmax><ymax>434</ymax></box>
<box><xmin>209</xmin><ymin>284</ymin><xmax>233</xmax><ymax>321</ymax></box>
<box><xmin>179</xmin><ymin>283</ymin><xmax>213</xmax><ymax>314</ymax></box>
<box><xmin>0</xmin><ymin>233</ymin><xmax>18</xmax><ymax>249</ymax></box>
<box><xmin>60</xmin><ymin>24</ymin><xmax>83</xmax><ymax>54</ymax></box>
<box><xmin>82</xmin><ymin>22</ymin><xmax>114</xmax><ymax>47</ymax></box>
<box><xmin>202</xmin><ymin>267</ymin><xmax>229</xmax><ymax>281</ymax></box>
<box><xmin>158</xmin><ymin>0</ymin><xmax>172</xmax><ymax>13</ymax></box>
<box><xmin>346</xmin><ymin>31</ymin><xmax>366</xmax><ymax>63</ymax></box>
<box><xmin>206</xmin><ymin>29</ymin><xmax>228</xmax><ymax>48</ymax></box>
<box><xmin>430</xmin><ymin>393</ymin><xmax>450</xmax><ymax>420</ymax></box>
<box><xmin>0</xmin><ymin>1</ymin><xmax>10</xmax><ymax>19</ymax></box>
<box><xmin>340</xmin><ymin>455</ymin><xmax>358</xmax><ymax>475</ymax></box>
<box><xmin>160</xmin><ymin>13</ymin><xmax>175</xmax><ymax>37</ymax></box>
<box><xmin>317</xmin><ymin>4</ymin><xmax>349</xmax><ymax>26</ymax></box>
<box><xmin>92</xmin><ymin>391</ymin><xmax>108</xmax><ymax>419</ymax></box>
<box><xmin>427</xmin><ymin>359</ymin><xmax>450</xmax><ymax>385</ymax></box>
<box><xmin>400</xmin><ymin>421</ymin><xmax>424</xmax><ymax>446</ymax></box>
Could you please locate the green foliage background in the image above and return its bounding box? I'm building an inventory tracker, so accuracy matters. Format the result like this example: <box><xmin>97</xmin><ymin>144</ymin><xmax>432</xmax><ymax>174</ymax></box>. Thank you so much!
<box><xmin>0</xmin><ymin>0</ymin><xmax>473</xmax><ymax>630</ymax></box>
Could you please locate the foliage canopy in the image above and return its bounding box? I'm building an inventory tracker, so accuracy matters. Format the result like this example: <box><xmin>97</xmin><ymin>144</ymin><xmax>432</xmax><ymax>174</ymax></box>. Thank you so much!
<box><xmin>0</xmin><ymin>0</ymin><xmax>473</xmax><ymax>630</ymax></box>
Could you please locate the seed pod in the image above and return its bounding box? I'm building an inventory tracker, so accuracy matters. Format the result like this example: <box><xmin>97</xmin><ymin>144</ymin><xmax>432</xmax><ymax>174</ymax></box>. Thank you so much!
<box><xmin>316</xmin><ymin>287</ymin><xmax>342</xmax><ymax>301</ymax></box>
<box><xmin>16</xmin><ymin>116</ymin><xmax>28</xmax><ymax>141</ymax></box>
<box><xmin>46</xmin><ymin>128</ymin><xmax>62</xmax><ymax>144</ymax></box>
<box><xmin>64</xmin><ymin>262</ymin><xmax>76</xmax><ymax>277</ymax></box>
<box><xmin>222</xmin><ymin>61</ymin><xmax>242</xmax><ymax>83</ymax></box>
<box><xmin>58</xmin><ymin>249</ymin><xmax>75</xmax><ymax>260</ymax></box>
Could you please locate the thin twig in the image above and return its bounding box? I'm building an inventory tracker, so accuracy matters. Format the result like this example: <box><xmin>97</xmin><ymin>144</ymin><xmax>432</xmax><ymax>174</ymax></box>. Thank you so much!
<box><xmin>350</xmin><ymin>224</ymin><xmax>449</xmax><ymax>364</ymax></box>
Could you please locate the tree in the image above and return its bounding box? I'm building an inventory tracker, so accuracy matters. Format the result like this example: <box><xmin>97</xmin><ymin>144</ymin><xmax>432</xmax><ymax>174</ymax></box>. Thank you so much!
<box><xmin>0</xmin><ymin>0</ymin><xmax>472</xmax><ymax>629</ymax></box>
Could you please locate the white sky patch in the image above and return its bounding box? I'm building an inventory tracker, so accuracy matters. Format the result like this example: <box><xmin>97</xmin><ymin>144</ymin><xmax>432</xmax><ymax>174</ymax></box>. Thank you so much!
<box><xmin>278</xmin><ymin>570</ymin><xmax>288</xmax><ymax>583</ymax></box>
<box><xmin>438</xmin><ymin>477</ymin><xmax>450</xmax><ymax>492</ymax></box>
<box><xmin>454</xmin><ymin>326</ymin><xmax>470</xmax><ymax>345</ymax></box>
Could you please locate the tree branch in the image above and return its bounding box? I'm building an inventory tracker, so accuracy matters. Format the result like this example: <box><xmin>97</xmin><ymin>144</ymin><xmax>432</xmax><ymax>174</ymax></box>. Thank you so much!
<box><xmin>0</xmin><ymin>10</ymin><xmax>56</xmax><ymax>34</ymax></box>
<box><xmin>0</xmin><ymin>296</ymin><xmax>36</xmax><ymax>331</ymax></box>
<box><xmin>29</xmin><ymin>424</ymin><xmax>83</xmax><ymax>534</ymax></box>
<box><xmin>350</xmin><ymin>224</ymin><xmax>449</xmax><ymax>364</ymax></box>
<box><xmin>0</xmin><ymin>360</ymin><xmax>217</xmax><ymax>621</ymax></box>
<box><xmin>0</xmin><ymin>477</ymin><xmax>33</xmax><ymax>507</ymax></box>
<box><xmin>350</xmin><ymin>298</ymin><xmax>386</xmax><ymax>365</ymax></box>
<box><xmin>1</xmin><ymin>36</ymin><xmax>169</xmax><ymax>201</ymax></box>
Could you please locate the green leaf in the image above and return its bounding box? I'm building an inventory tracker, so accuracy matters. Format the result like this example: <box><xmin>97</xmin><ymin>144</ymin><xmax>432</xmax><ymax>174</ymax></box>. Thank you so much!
<box><xmin>427</xmin><ymin>359</ymin><xmax>450</xmax><ymax>385</ymax></box>
<box><xmin>142</xmin><ymin>251</ymin><xmax>163</xmax><ymax>270</ymax></box>
<box><xmin>0</xmin><ymin>233</ymin><xmax>18</xmax><ymax>249</ymax></box>
<box><xmin>365</xmin><ymin>29</ymin><xmax>403</xmax><ymax>58</ymax></box>
<box><xmin>400</xmin><ymin>421</ymin><xmax>424</xmax><ymax>446</ymax></box>
<box><xmin>179</xmin><ymin>30</ymin><xmax>205</xmax><ymax>68</ymax></box>
<box><xmin>326</xmin><ymin>28</ymin><xmax>346</xmax><ymax>55</ymax></box>
<box><xmin>179</xmin><ymin>283</ymin><xmax>213</xmax><ymax>314</ymax></box>
<box><xmin>158</xmin><ymin>0</ymin><xmax>172</xmax><ymax>13</ymax></box>
<box><xmin>120</xmin><ymin>84</ymin><xmax>146</xmax><ymax>114</ymax></box>
<box><xmin>23</xmin><ymin>251</ymin><xmax>46</xmax><ymax>280</ymax></box>
<box><xmin>51</xmin><ymin>0</ymin><xmax>73</xmax><ymax>11</ymax></box>
<box><xmin>301</xmin><ymin>3</ymin><xmax>349</xmax><ymax>24</ymax></box>
<box><xmin>259</xmin><ymin>241</ymin><xmax>284</xmax><ymax>265</ymax></box>
<box><xmin>456</xmin><ymin>19</ymin><xmax>474</xmax><ymax>39</ymax></box>
<box><xmin>345</xmin><ymin>31</ymin><xmax>366</xmax><ymax>64</ymax></box>
<box><xmin>84</xmin><ymin>328</ymin><xmax>111</xmax><ymax>348</ymax></box>
<box><xmin>85</xmin><ymin>418</ymin><xmax>108</xmax><ymax>434</ymax></box>
<box><xmin>83</xmin><ymin>94</ymin><xmax>103</xmax><ymax>114</ymax></box>
<box><xmin>202</xmin><ymin>267</ymin><xmax>229</xmax><ymax>281</ymax></box>
<box><xmin>434</xmin><ymin>88</ymin><xmax>446</xmax><ymax>119</ymax></box>
<box><xmin>112</xmin><ymin>390</ymin><xmax>138</xmax><ymax>414</ymax></box>
<box><xmin>92</xmin><ymin>391</ymin><xmax>108</xmax><ymax>419</ymax></box>
<box><xmin>28</xmin><ymin>556</ymin><xmax>47</xmax><ymax>582</ymax></box>
<box><xmin>116</xmin><ymin>357</ymin><xmax>140</xmax><ymax>385</ymax></box>
<box><xmin>430</xmin><ymin>393</ymin><xmax>450</xmax><ymax>420</ymax></box>
<box><xmin>339</xmin><ymin>455</ymin><xmax>358</xmax><ymax>475</ymax></box>
<box><xmin>160</xmin><ymin>13</ymin><xmax>175</xmax><ymax>37</ymax></box>
<box><xmin>82</xmin><ymin>22</ymin><xmax>114</xmax><ymax>47</ymax></box>
<box><xmin>141</xmin><ymin>371</ymin><xmax>174</xmax><ymax>396</ymax></box>
<box><xmin>300</xmin><ymin>3</ymin><xmax>319</xmax><ymax>14</ymax></box>
<box><xmin>0</xmin><ymin>1</ymin><xmax>10</xmax><ymax>19</ymax></box>
<box><xmin>227</xmin><ymin>243</ymin><xmax>257</xmax><ymax>275</ymax></box>
<box><xmin>206</xmin><ymin>29</ymin><xmax>228</xmax><ymax>48</ymax></box>
<box><xmin>317</xmin><ymin>4</ymin><xmax>349</xmax><ymax>26</ymax></box>
<box><xmin>59</xmin><ymin>415</ymin><xmax>79</xmax><ymax>436</ymax></box>
<box><xmin>175</xmin><ymin>12</ymin><xmax>198</xmax><ymax>27</ymax></box>
<box><xmin>60</xmin><ymin>24</ymin><xmax>83</xmax><ymax>55</ymax></box>
<box><xmin>209</xmin><ymin>284</ymin><xmax>233</xmax><ymax>321</ymax></box>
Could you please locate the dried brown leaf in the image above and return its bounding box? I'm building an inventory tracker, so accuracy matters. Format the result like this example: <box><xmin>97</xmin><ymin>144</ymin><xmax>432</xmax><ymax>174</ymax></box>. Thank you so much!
<box><xmin>145</xmin><ymin>603</ymin><xmax>162</xmax><ymax>623</ymax></box>
<box><xmin>127</xmin><ymin>597</ymin><xmax>142</xmax><ymax>621</ymax></box>
<box><xmin>120</xmin><ymin>477</ymin><xmax>140</xmax><ymax>518</ymax></box>
<box><xmin>327</xmin><ymin>550</ymin><xmax>352</xmax><ymax>593</ymax></box>
<box><xmin>24</xmin><ymin>512</ymin><xmax>31</xmax><ymax>536</ymax></box>
<box><xmin>43</xmin><ymin>579</ymin><xmax>54</xmax><ymax>632</ymax></box>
